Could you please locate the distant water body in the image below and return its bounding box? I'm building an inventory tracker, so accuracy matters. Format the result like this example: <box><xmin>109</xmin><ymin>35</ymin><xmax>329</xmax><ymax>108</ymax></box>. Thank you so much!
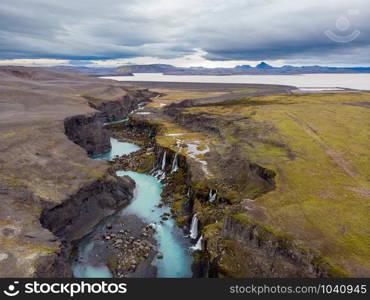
<box><xmin>102</xmin><ymin>73</ymin><xmax>370</xmax><ymax>90</ymax></box>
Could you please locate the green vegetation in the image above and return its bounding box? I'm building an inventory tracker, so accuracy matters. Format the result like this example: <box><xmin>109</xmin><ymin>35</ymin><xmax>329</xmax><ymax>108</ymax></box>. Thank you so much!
<box><xmin>203</xmin><ymin>222</ymin><xmax>223</xmax><ymax>238</ymax></box>
<box><xmin>186</xmin><ymin>92</ymin><xmax>370</xmax><ymax>275</ymax></box>
<box><xmin>130</xmin><ymin>86</ymin><xmax>369</xmax><ymax>276</ymax></box>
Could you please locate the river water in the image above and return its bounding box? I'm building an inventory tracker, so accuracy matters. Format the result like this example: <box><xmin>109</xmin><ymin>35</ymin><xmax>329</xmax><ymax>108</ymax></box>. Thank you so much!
<box><xmin>72</xmin><ymin>135</ymin><xmax>193</xmax><ymax>278</ymax></box>
<box><xmin>92</xmin><ymin>137</ymin><xmax>139</xmax><ymax>160</ymax></box>
<box><xmin>117</xmin><ymin>171</ymin><xmax>193</xmax><ymax>277</ymax></box>
<box><xmin>102</xmin><ymin>73</ymin><xmax>370</xmax><ymax>90</ymax></box>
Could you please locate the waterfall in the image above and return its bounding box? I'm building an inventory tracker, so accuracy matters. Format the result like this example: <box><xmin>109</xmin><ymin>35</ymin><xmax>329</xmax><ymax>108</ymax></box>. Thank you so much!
<box><xmin>161</xmin><ymin>151</ymin><xmax>167</xmax><ymax>170</ymax></box>
<box><xmin>189</xmin><ymin>214</ymin><xmax>198</xmax><ymax>239</ymax></box>
<box><xmin>148</xmin><ymin>150</ymin><xmax>168</xmax><ymax>182</ymax></box>
<box><xmin>171</xmin><ymin>152</ymin><xmax>179</xmax><ymax>173</ymax></box>
<box><xmin>191</xmin><ymin>235</ymin><xmax>203</xmax><ymax>251</ymax></box>
<box><xmin>187</xmin><ymin>187</ymin><xmax>191</xmax><ymax>198</ymax></box>
<box><xmin>209</xmin><ymin>189</ymin><xmax>217</xmax><ymax>202</ymax></box>
<box><xmin>150</xmin><ymin>168</ymin><xmax>165</xmax><ymax>182</ymax></box>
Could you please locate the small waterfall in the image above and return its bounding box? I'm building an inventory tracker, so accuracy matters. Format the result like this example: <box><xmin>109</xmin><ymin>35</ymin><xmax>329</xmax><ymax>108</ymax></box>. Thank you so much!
<box><xmin>171</xmin><ymin>152</ymin><xmax>179</xmax><ymax>173</ymax></box>
<box><xmin>189</xmin><ymin>214</ymin><xmax>198</xmax><ymax>239</ymax></box>
<box><xmin>187</xmin><ymin>187</ymin><xmax>191</xmax><ymax>198</ymax></box>
<box><xmin>209</xmin><ymin>189</ymin><xmax>217</xmax><ymax>202</ymax></box>
<box><xmin>151</xmin><ymin>169</ymin><xmax>166</xmax><ymax>182</ymax></box>
<box><xmin>191</xmin><ymin>235</ymin><xmax>203</xmax><ymax>251</ymax></box>
<box><xmin>161</xmin><ymin>151</ymin><xmax>167</xmax><ymax>171</ymax></box>
<box><xmin>148</xmin><ymin>150</ymin><xmax>169</xmax><ymax>182</ymax></box>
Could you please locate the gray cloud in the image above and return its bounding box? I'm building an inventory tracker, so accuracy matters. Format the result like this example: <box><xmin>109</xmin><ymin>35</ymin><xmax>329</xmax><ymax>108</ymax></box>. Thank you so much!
<box><xmin>0</xmin><ymin>0</ymin><xmax>370</xmax><ymax>65</ymax></box>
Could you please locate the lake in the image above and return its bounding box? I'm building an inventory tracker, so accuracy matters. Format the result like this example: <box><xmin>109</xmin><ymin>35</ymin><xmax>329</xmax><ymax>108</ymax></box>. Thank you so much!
<box><xmin>102</xmin><ymin>73</ymin><xmax>370</xmax><ymax>91</ymax></box>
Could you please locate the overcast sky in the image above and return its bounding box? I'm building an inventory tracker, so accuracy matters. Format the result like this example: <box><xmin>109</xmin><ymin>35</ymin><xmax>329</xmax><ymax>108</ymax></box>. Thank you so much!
<box><xmin>0</xmin><ymin>0</ymin><xmax>369</xmax><ymax>67</ymax></box>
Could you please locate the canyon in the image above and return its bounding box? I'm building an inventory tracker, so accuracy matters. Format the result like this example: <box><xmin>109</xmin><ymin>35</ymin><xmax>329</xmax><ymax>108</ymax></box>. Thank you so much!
<box><xmin>0</xmin><ymin>67</ymin><xmax>369</xmax><ymax>278</ymax></box>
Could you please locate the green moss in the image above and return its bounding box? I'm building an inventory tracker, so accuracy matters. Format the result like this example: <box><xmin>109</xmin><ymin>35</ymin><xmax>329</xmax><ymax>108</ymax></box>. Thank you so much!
<box><xmin>203</xmin><ymin>222</ymin><xmax>223</xmax><ymax>239</ymax></box>
<box><xmin>184</xmin><ymin>92</ymin><xmax>370</xmax><ymax>275</ymax></box>
<box><xmin>129</xmin><ymin>153</ymin><xmax>156</xmax><ymax>173</ymax></box>
<box><xmin>0</xmin><ymin>237</ymin><xmax>57</xmax><ymax>255</ymax></box>
<box><xmin>231</xmin><ymin>213</ymin><xmax>253</xmax><ymax>225</ymax></box>
<box><xmin>232</xmin><ymin>213</ymin><xmax>294</xmax><ymax>246</ymax></box>
<box><xmin>172</xmin><ymin>198</ymin><xmax>187</xmax><ymax>215</ymax></box>
<box><xmin>107</xmin><ymin>256</ymin><xmax>118</xmax><ymax>272</ymax></box>
<box><xmin>137</xmin><ymin>90</ymin><xmax>370</xmax><ymax>275</ymax></box>
<box><xmin>231</xmin><ymin>213</ymin><xmax>352</xmax><ymax>277</ymax></box>
<box><xmin>222</xmin><ymin>190</ymin><xmax>239</xmax><ymax>203</ymax></box>
<box><xmin>192</xmin><ymin>251</ymin><xmax>202</xmax><ymax>264</ymax></box>
<box><xmin>218</xmin><ymin>240</ymin><xmax>249</xmax><ymax>278</ymax></box>
<box><xmin>176</xmin><ymin>215</ymin><xmax>190</xmax><ymax>227</ymax></box>
<box><xmin>313</xmin><ymin>256</ymin><xmax>350</xmax><ymax>278</ymax></box>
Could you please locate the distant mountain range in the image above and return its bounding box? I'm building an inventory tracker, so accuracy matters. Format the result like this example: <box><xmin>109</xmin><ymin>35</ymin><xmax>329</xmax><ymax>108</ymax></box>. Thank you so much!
<box><xmin>53</xmin><ymin>62</ymin><xmax>370</xmax><ymax>76</ymax></box>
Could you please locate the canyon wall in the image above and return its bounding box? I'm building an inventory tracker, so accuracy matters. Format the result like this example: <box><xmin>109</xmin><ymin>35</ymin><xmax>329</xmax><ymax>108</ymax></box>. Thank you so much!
<box><xmin>37</xmin><ymin>94</ymin><xmax>156</xmax><ymax>277</ymax></box>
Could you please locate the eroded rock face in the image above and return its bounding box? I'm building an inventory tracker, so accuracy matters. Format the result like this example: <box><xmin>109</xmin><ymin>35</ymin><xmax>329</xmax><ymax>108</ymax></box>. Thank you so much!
<box><xmin>89</xmin><ymin>89</ymin><xmax>157</xmax><ymax>123</ymax></box>
<box><xmin>0</xmin><ymin>66</ymin><xmax>157</xmax><ymax>277</ymax></box>
<box><xmin>63</xmin><ymin>90</ymin><xmax>159</xmax><ymax>157</ymax></box>
<box><xmin>64</xmin><ymin>113</ymin><xmax>111</xmax><ymax>156</ymax></box>
<box><xmin>40</xmin><ymin>175</ymin><xmax>135</xmax><ymax>242</ymax></box>
<box><xmin>37</xmin><ymin>175</ymin><xmax>135</xmax><ymax>277</ymax></box>
<box><xmin>218</xmin><ymin>216</ymin><xmax>324</xmax><ymax>278</ymax></box>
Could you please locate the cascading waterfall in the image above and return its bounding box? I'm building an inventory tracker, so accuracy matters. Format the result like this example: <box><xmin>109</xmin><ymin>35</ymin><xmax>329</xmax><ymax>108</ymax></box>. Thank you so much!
<box><xmin>171</xmin><ymin>152</ymin><xmax>179</xmax><ymax>173</ymax></box>
<box><xmin>150</xmin><ymin>150</ymin><xmax>167</xmax><ymax>182</ymax></box>
<box><xmin>161</xmin><ymin>151</ymin><xmax>167</xmax><ymax>170</ymax></box>
<box><xmin>209</xmin><ymin>189</ymin><xmax>217</xmax><ymax>202</ymax></box>
<box><xmin>189</xmin><ymin>214</ymin><xmax>199</xmax><ymax>239</ymax></box>
<box><xmin>187</xmin><ymin>187</ymin><xmax>191</xmax><ymax>198</ymax></box>
<box><xmin>191</xmin><ymin>235</ymin><xmax>203</xmax><ymax>251</ymax></box>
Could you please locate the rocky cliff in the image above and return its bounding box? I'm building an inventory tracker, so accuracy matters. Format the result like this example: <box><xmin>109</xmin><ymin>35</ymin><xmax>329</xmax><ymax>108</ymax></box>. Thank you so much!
<box><xmin>37</xmin><ymin>174</ymin><xmax>135</xmax><ymax>277</ymax></box>
<box><xmin>105</xmin><ymin>94</ymin><xmax>351</xmax><ymax>278</ymax></box>
<box><xmin>64</xmin><ymin>113</ymin><xmax>111</xmax><ymax>156</ymax></box>
<box><xmin>0</xmin><ymin>66</ymin><xmax>155</xmax><ymax>277</ymax></box>
<box><xmin>40</xmin><ymin>175</ymin><xmax>135</xmax><ymax>242</ymax></box>
<box><xmin>218</xmin><ymin>215</ymin><xmax>326</xmax><ymax>277</ymax></box>
<box><xmin>88</xmin><ymin>89</ymin><xmax>159</xmax><ymax>123</ymax></box>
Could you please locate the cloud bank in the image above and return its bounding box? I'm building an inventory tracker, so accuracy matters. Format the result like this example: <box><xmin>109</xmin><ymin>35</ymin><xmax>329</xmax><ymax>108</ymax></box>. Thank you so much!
<box><xmin>0</xmin><ymin>0</ymin><xmax>369</xmax><ymax>66</ymax></box>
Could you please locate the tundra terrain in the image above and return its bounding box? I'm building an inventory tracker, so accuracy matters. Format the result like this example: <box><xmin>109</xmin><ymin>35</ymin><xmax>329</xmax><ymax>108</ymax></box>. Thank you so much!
<box><xmin>114</xmin><ymin>81</ymin><xmax>370</xmax><ymax>277</ymax></box>
<box><xmin>0</xmin><ymin>67</ymin><xmax>155</xmax><ymax>276</ymax></box>
<box><xmin>0</xmin><ymin>67</ymin><xmax>369</xmax><ymax>278</ymax></box>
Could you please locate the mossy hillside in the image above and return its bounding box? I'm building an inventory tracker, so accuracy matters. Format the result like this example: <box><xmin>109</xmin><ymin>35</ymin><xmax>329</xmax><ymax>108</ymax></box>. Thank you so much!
<box><xmin>135</xmin><ymin>153</ymin><xmax>156</xmax><ymax>173</ymax></box>
<box><xmin>203</xmin><ymin>222</ymin><xmax>224</xmax><ymax>262</ymax></box>
<box><xmin>155</xmin><ymin>120</ymin><xmax>215</xmax><ymax>153</ymax></box>
<box><xmin>154</xmin><ymin>118</ymin><xmax>268</xmax><ymax>201</ymax></box>
<box><xmin>163</xmin><ymin>170</ymin><xmax>191</xmax><ymax>226</ymax></box>
<box><xmin>133</xmin><ymin>90</ymin><xmax>369</xmax><ymax>276</ymax></box>
<box><xmin>231</xmin><ymin>213</ymin><xmax>295</xmax><ymax>244</ymax></box>
<box><xmin>231</xmin><ymin>213</ymin><xmax>349</xmax><ymax>277</ymax></box>
<box><xmin>163</xmin><ymin>159</ymin><xmax>229</xmax><ymax>227</ymax></box>
<box><xmin>186</xmin><ymin>92</ymin><xmax>370</xmax><ymax>276</ymax></box>
<box><xmin>202</xmin><ymin>221</ymin><xmax>250</xmax><ymax>277</ymax></box>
